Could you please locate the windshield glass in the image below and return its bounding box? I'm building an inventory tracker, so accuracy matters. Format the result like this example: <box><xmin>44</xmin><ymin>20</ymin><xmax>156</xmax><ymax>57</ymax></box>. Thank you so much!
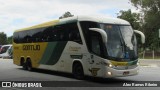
<box><xmin>0</xmin><ymin>46</ymin><xmax>10</xmax><ymax>54</ymax></box>
<box><xmin>119</xmin><ymin>26</ymin><xmax>138</xmax><ymax>59</ymax></box>
<box><xmin>100</xmin><ymin>24</ymin><xmax>137</xmax><ymax>61</ymax></box>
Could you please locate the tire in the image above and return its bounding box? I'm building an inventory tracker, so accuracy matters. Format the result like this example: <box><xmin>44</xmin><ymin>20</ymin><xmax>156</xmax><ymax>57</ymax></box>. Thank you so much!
<box><xmin>73</xmin><ymin>63</ymin><xmax>84</xmax><ymax>80</ymax></box>
<box><xmin>22</xmin><ymin>62</ymin><xmax>27</xmax><ymax>70</ymax></box>
<box><xmin>26</xmin><ymin>60</ymin><xmax>32</xmax><ymax>71</ymax></box>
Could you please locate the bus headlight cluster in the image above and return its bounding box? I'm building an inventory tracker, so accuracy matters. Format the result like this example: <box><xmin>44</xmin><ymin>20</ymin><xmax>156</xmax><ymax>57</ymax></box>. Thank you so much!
<box><xmin>107</xmin><ymin>63</ymin><xmax>113</xmax><ymax>68</ymax></box>
<box><xmin>102</xmin><ymin>62</ymin><xmax>113</xmax><ymax>68</ymax></box>
<box><xmin>108</xmin><ymin>64</ymin><xmax>113</xmax><ymax>68</ymax></box>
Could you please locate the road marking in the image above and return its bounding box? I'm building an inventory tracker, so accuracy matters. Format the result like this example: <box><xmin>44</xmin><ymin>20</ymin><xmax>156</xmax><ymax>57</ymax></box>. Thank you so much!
<box><xmin>150</xmin><ymin>64</ymin><xmax>159</xmax><ymax>67</ymax></box>
<box><xmin>141</xmin><ymin>64</ymin><xmax>158</xmax><ymax>67</ymax></box>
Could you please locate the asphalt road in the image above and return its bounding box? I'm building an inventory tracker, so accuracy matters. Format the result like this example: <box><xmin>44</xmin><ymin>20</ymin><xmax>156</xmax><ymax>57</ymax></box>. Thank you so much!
<box><xmin>0</xmin><ymin>59</ymin><xmax>160</xmax><ymax>90</ymax></box>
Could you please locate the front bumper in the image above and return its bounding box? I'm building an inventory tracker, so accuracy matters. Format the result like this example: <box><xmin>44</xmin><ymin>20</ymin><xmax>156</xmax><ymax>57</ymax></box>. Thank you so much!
<box><xmin>104</xmin><ymin>65</ymin><xmax>139</xmax><ymax>78</ymax></box>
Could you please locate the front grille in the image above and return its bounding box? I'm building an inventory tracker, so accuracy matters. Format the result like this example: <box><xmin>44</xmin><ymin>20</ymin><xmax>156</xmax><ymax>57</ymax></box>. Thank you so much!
<box><xmin>113</xmin><ymin>65</ymin><xmax>138</xmax><ymax>70</ymax></box>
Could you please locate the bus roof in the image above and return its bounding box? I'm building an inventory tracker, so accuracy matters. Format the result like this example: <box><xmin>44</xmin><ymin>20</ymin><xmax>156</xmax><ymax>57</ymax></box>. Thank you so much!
<box><xmin>15</xmin><ymin>16</ymin><xmax>130</xmax><ymax>32</ymax></box>
<box><xmin>61</xmin><ymin>16</ymin><xmax>130</xmax><ymax>25</ymax></box>
<box><xmin>15</xmin><ymin>20</ymin><xmax>59</xmax><ymax>32</ymax></box>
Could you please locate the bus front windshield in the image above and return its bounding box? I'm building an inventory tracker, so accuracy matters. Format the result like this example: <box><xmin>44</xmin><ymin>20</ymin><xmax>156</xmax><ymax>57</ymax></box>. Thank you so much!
<box><xmin>100</xmin><ymin>24</ymin><xmax>138</xmax><ymax>61</ymax></box>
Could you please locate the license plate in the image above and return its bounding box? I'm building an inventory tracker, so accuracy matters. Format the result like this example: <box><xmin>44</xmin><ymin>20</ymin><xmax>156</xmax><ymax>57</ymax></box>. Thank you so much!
<box><xmin>123</xmin><ymin>71</ymin><xmax>129</xmax><ymax>75</ymax></box>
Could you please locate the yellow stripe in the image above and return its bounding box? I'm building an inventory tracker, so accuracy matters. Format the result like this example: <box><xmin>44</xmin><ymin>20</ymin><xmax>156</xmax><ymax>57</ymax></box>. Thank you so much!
<box><xmin>110</xmin><ymin>61</ymin><xmax>128</xmax><ymax>66</ymax></box>
<box><xmin>15</xmin><ymin>20</ymin><xmax>59</xmax><ymax>32</ymax></box>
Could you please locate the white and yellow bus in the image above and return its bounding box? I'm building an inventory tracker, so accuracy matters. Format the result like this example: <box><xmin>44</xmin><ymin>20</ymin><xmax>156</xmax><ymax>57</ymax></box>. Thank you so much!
<box><xmin>13</xmin><ymin>16</ymin><xmax>145</xmax><ymax>79</ymax></box>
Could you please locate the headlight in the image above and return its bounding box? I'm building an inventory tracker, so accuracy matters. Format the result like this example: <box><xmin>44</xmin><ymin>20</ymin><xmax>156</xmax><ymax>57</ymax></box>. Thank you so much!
<box><xmin>102</xmin><ymin>62</ymin><xmax>113</xmax><ymax>68</ymax></box>
<box><xmin>108</xmin><ymin>64</ymin><xmax>113</xmax><ymax>68</ymax></box>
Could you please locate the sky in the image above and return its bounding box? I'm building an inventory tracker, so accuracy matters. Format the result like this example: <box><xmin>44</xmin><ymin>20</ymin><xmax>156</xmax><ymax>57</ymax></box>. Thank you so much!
<box><xmin>0</xmin><ymin>0</ymin><xmax>138</xmax><ymax>37</ymax></box>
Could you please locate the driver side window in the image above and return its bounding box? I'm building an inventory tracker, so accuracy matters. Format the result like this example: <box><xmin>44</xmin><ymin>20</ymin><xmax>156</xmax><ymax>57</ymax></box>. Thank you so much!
<box><xmin>89</xmin><ymin>31</ymin><xmax>103</xmax><ymax>57</ymax></box>
<box><xmin>91</xmin><ymin>36</ymin><xmax>101</xmax><ymax>56</ymax></box>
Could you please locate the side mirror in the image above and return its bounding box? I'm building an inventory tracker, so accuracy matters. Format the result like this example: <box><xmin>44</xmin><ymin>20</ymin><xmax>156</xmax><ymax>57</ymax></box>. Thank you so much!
<box><xmin>89</xmin><ymin>28</ymin><xmax>107</xmax><ymax>43</ymax></box>
<box><xmin>134</xmin><ymin>30</ymin><xmax>145</xmax><ymax>44</ymax></box>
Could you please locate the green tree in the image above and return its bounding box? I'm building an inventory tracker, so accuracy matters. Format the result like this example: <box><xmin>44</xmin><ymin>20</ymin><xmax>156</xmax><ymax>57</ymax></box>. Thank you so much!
<box><xmin>59</xmin><ymin>11</ymin><xmax>74</xmax><ymax>19</ymax></box>
<box><xmin>0</xmin><ymin>32</ymin><xmax>7</xmax><ymax>45</ymax></box>
<box><xmin>130</xmin><ymin>0</ymin><xmax>160</xmax><ymax>50</ymax></box>
<box><xmin>7</xmin><ymin>36</ymin><xmax>13</xmax><ymax>44</ymax></box>
<box><xmin>117</xmin><ymin>9</ymin><xmax>140</xmax><ymax>30</ymax></box>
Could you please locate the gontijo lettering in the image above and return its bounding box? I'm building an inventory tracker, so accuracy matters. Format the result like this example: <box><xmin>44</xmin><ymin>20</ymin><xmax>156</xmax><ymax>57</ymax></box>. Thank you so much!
<box><xmin>23</xmin><ymin>45</ymin><xmax>40</xmax><ymax>50</ymax></box>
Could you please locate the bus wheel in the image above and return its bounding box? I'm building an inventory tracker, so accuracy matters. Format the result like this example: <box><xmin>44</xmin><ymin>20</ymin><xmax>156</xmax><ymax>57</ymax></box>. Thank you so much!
<box><xmin>22</xmin><ymin>62</ymin><xmax>27</xmax><ymax>70</ymax></box>
<box><xmin>26</xmin><ymin>60</ymin><xmax>32</xmax><ymax>71</ymax></box>
<box><xmin>73</xmin><ymin>63</ymin><xmax>84</xmax><ymax>80</ymax></box>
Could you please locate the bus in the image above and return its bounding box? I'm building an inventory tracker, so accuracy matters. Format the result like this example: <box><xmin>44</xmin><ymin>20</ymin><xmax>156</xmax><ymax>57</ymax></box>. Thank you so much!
<box><xmin>13</xmin><ymin>16</ymin><xmax>145</xmax><ymax>79</ymax></box>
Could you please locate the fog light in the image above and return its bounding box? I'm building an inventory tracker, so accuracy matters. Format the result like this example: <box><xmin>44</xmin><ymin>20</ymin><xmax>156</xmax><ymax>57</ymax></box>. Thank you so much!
<box><xmin>107</xmin><ymin>72</ymin><xmax>112</xmax><ymax>75</ymax></box>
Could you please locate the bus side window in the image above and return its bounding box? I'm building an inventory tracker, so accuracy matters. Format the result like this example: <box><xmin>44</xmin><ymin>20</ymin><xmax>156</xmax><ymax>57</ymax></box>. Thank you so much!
<box><xmin>80</xmin><ymin>21</ymin><xmax>100</xmax><ymax>51</ymax></box>
<box><xmin>89</xmin><ymin>31</ymin><xmax>103</xmax><ymax>57</ymax></box>
<box><xmin>42</xmin><ymin>27</ymin><xmax>52</xmax><ymax>42</ymax></box>
<box><xmin>53</xmin><ymin>28</ymin><xmax>61</xmax><ymax>41</ymax></box>
<box><xmin>13</xmin><ymin>32</ymin><xmax>19</xmax><ymax>43</ymax></box>
<box><xmin>55</xmin><ymin>26</ymin><xmax>68</xmax><ymax>41</ymax></box>
<box><xmin>67</xmin><ymin>23</ymin><xmax>82</xmax><ymax>44</ymax></box>
<box><xmin>91</xmin><ymin>37</ymin><xmax>101</xmax><ymax>56</ymax></box>
<box><xmin>69</xmin><ymin>30</ymin><xmax>80</xmax><ymax>41</ymax></box>
<box><xmin>54</xmin><ymin>22</ymin><xmax>82</xmax><ymax>43</ymax></box>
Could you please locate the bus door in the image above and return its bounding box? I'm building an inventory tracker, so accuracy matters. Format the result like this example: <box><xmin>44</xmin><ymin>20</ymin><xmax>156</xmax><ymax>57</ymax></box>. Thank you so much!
<box><xmin>87</xmin><ymin>31</ymin><xmax>104</xmax><ymax>77</ymax></box>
